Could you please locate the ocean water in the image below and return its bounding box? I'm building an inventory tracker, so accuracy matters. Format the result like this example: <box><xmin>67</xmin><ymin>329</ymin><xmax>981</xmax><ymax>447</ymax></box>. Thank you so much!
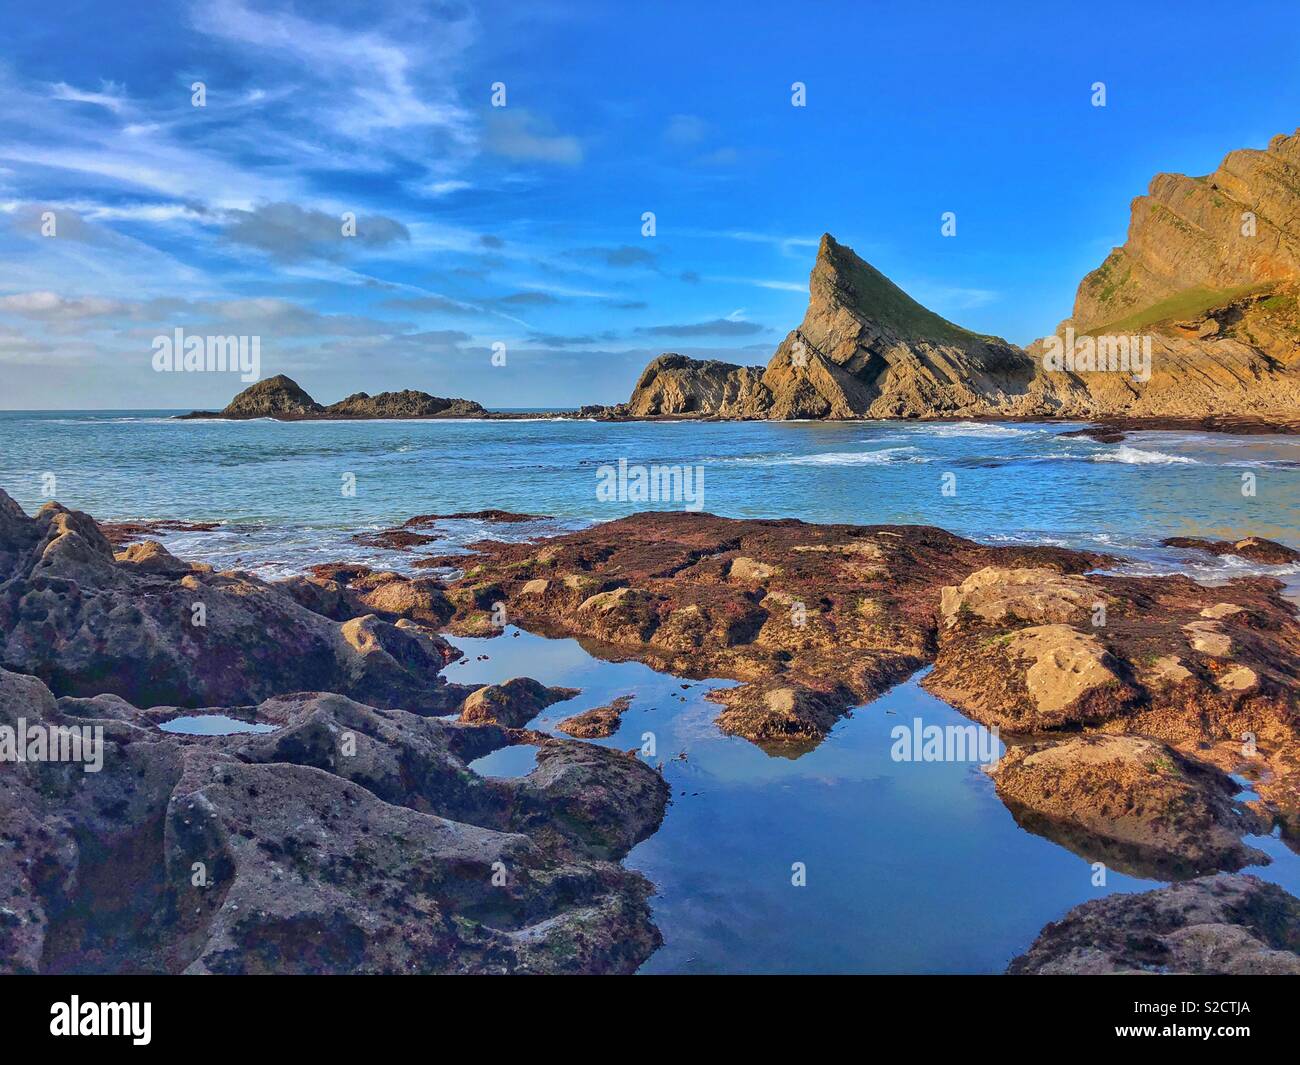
<box><xmin>3</xmin><ymin>411</ymin><xmax>1297</xmax><ymax>589</ymax></box>
<box><xmin>3</xmin><ymin>410</ymin><xmax>1300</xmax><ymax>972</ymax></box>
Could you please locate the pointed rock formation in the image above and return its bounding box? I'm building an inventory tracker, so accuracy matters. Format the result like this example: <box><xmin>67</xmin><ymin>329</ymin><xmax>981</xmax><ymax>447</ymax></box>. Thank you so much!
<box><xmin>760</xmin><ymin>234</ymin><xmax>1052</xmax><ymax>418</ymax></box>
<box><xmin>625</xmin><ymin>235</ymin><xmax>1067</xmax><ymax>420</ymax></box>
<box><xmin>625</xmin><ymin>129</ymin><xmax>1300</xmax><ymax>426</ymax></box>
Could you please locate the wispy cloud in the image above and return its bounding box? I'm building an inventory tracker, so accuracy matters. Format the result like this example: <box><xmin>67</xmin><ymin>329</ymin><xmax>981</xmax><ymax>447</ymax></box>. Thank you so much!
<box><xmin>636</xmin><ymin>318</ymin><xmax>767</xmax><ymax>338</ymax></box>
<box><xmin>49</xmin><ymin>80</ymin><xmax>129</xmax><ymax>114</ymax></box>
<box><xmin>484</xmin><ymin>109</ymin><xmax>582</xmax><ymax>165</ymax></box>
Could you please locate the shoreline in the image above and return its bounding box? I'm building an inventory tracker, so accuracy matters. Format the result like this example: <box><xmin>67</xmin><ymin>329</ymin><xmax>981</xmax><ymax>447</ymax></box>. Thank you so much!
<box><xmin>171</xmin><ymin>408</ymin><xmax>1300</xmax><ymax>436</ymax></box>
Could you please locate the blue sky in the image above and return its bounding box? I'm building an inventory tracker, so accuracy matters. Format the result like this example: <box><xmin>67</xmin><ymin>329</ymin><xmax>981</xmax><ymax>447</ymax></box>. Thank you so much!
<box><xmin>2</xmin><ymin>0</ymin><xmax>1298</xmax><ymax>409</ymax></box>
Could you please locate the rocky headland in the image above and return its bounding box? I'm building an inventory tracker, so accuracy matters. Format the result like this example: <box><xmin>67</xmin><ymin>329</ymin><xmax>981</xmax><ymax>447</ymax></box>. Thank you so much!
<box><xmin>614</xmin><ymin>129</ymin><xmax>1300</xmax><ymax>429</ymax></box>
<box><xmin>182</xmin><ymin>130</ymin><xmax>1300</xmax><ymax>432</ymax></box>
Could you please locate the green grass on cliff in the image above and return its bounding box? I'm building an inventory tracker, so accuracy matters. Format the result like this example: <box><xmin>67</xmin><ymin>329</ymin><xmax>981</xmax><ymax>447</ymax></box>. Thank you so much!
<box><xmin>822</xmin><ymin>237</ymin><xmax>1004</xmax><ymax>345</ymax></box>
<box><xmin>1086</xmin><ymin>282</ymin><xmax>1273</xmax><ymax>335</ymax></box>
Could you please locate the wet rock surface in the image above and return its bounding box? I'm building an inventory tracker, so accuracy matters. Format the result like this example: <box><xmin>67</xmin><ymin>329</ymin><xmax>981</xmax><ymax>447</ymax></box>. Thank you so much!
<box><xmin>0</xmin><ymin>491</ymin><xmax>672</xmax><ymax>973</ymax></box>
<box><xmin>367</xmin><ymin>511</ymin><xmax>1300</xmax><ymax>894</ymax></box>
<box><xmin>420</xmin><ymin>511</ymin><xmax>1106</xmax><ymax>750</ymax></box>
<box><xmin>1008</xmin><ymin>874</ymin><xmax>1300</xmax><ymax>974</ymax></box>
<box><xmin>98</xmin><ymin>518</ymin><xmax>223</xmax><ymax>546</ymax></box>
<box><xmin>0</xmin><ymin>492</ymin><xmax>468</xmax><ymax>714</ymax></box>
<box><xmin>0</xmin><ymin>671</ymin><xmax>668</xmax><ymax>974</ymax></box>
<box><xmin>11</xmin><ymin>493</ymin><xmax>1300</xmax><ymax>974</ymax></box>
<box><xmin>557</xmin><ymin>695</ymin><xmax>635</xmax><ymax>738</ymax></box>
<box><xmin>1162</xmin><ymin>535</ymin><xmax>1300</xmax><ymax>565</ymax></box>
<box><xmin>457</xmin><ymin>678</ymin><xmax>580</xmax><ymax>728</ymax></box>
<box><xmin>924</xmin><ymin>561</ymin><xmax>1300</xmax><ymax>841</ymax></box>
<box><xmin>989</xmin><ymin>735</ymin><xmax>1269</xmax><ymax>879</ymax></box>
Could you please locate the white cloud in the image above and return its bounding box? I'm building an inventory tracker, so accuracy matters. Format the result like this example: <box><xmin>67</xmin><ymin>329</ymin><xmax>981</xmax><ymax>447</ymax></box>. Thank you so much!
<box><xmin>49</xmin><ymin>80</ymin><xmax>128</xmax><ymax>113</ymax></box>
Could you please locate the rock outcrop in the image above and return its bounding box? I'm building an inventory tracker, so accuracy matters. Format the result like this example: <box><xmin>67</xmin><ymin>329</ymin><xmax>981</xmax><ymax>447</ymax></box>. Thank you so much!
<box><xmin>622</xmin><ymin>235</ymin><xmax>1053</xmax><ymax>421</ymax></box>
<box><xmin>457</xmin><ymin>678</ymin><xmax>580</xmax><ymax>728</ymax></box>
<box><xmin>315</xmin><ymin>511</ymin><xmax>1300</xmax><ymax>856</ymax></box>
<box><xmin>324</xmin><ymin>390</ymin><xmax>486</xmax><ymax>419</ymax></box>
<box><xmin>0</xmin><ymin>491</ymin><xmax>468</xmax><ymax>713</ymax></box>
<box><xmin>181</xmin><ymin>375</ymin><xmax>487</xmax><ymax>420</ymax></box>
<box><xmin>1008</xmin><ymin>874</ymin><xmax>1300</xmax><ymax>975</ymax></box>
<box><xmin>989</xmin><ymin>735</ymin><xmax>1269</xmax><ymax>879</ymax></box>
<box><xmin>0</xmin><ymin>671</ymin><xmax>669</xmax><ymax>974</ymax></box>
<box><xmin>557</xmin><ymin>695</ymin><xmax>635</xmax><ymax>738</ymax></box>
<box><xmin>925</xmin><ymin>562</ymin><xmax>1300</xmax><ymax>842</ymax></box>
<box><xmin>408</xmin><ymin>512</ymin><xmax>1104</xmax><ymax>749</ymax></box>
<box><xmin>1162</xmin><ymin>535</ymin><xmax>1300</xmax><ymax>565</ymax></box>
<box><xmin>624</xmin><ymin>354</ymin><xmax>770</xmax><ymax>418</ymax></box>
<box><xmin>1067</xmin><ymin>131</ymin><xmax>1300</xmax><ymax>334</ymax></box>
<box><xmin>622</xmin><ymin>129</ymin><xmax>1300</xmax><ymax>426</ymax></box>
<box><xmin>205</xmin><ymin>373</ymin><xmax>323</xmax><ymax>417</ymax></box>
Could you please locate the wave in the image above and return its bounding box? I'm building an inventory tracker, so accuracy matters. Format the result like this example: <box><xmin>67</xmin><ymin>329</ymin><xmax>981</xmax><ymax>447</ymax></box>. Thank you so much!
<box><xmin>1091</xmin><ymin>445</ymin><xmax>1197</xmax><ymax>465</ymax></box>
<box><xmin>773</xmin><ymin>446</ymin><xmax>931</xmax><ymax>466</ymax></box>
<box><xmin>904</xmin><ymin>421</ymin><xmax>1033</xmax><ymax>438</ymax></box>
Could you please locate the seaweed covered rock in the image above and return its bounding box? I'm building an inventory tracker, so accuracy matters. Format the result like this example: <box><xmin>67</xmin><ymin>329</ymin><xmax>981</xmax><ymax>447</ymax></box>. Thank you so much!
<box><xmin>1009</xmin><ymin>874</ymin><xmax>1300</xmax><ymax>974</ymax></box>
<box><xmin>0</xmin><ymin>672</ymin><xmax>669</xmax><ymax>974</ymax></box>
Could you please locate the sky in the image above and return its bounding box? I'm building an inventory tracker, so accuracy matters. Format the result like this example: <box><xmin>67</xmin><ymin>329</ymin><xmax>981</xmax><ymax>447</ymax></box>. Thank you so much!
<box><xmin>2</xmin><ymin>0</ymin><xmax>1299</xmax><ymax>410</ymax></box>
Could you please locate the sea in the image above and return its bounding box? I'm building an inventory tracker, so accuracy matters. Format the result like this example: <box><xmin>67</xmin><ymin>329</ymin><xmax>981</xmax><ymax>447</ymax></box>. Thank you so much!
<box><xmin>3</xmin><ymin>410</ymin><xmax>1299</xmax><ymax>972</ymax></box>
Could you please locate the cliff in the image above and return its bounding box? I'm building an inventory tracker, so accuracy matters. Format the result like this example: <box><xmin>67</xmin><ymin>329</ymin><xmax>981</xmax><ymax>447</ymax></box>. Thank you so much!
<box><xmin>624</xmin><ymin>129</ymin><xmax>1300</xmax><ymax>426</ymax></box>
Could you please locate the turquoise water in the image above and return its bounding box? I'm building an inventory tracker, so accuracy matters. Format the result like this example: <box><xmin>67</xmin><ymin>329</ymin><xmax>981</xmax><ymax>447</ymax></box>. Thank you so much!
<box><xmin>3</xmin><ymin>410</ymin><xmax>1300</xmax><ymax>972</ymax></box>
<box><xmin>3</xmin><ymin>411</ymin><xmax>1298</xmax><ymax>589</ymax></box>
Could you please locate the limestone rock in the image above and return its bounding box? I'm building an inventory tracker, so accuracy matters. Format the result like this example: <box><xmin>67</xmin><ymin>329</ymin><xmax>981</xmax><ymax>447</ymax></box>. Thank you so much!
<box><xmin>1008</xmin><ymin>874</ymin><xmax>1300</xmax><ymax>974</ymax></box>
<box><xmin>990</xmin><ymin>735</ymin><xmax>1269</xmax><ymax>878</ymax></box>
<box><xmin>0</xmin><ymin>672</ymin><xmax>670</xmax><ymax>974</ymax></box>
<box><xmin>458</xmin><ymin>678</ymin><xmax>580</xmax><ymax>728</ymax></box>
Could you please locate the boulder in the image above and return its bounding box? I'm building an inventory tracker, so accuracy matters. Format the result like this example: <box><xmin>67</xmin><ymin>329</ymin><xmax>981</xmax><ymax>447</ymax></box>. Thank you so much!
<box><xmin>990</xmin><ymin>735</ymin><xmax>1269</xmax><ymax>878</ymax></box>
<box><xmin>1008</xmin><ymin>874</ymin><xmax>1300</xmax><ymax>975</ymax></box>
<box><xmin>458</xmin><ymin>678</ymin><xmax>580</xmax><ymax>728</ymax></box>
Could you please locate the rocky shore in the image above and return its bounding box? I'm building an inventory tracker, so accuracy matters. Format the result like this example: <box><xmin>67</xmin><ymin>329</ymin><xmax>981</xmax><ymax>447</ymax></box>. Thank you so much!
<box><xmin>610</xmin><ymin>129</ymin><xmax>1300</xmax><ymax>428</ymax></box>
<box><xmin>321</xmin><ymin>511</ymin><xmax>1300</xmax><ymax>881</ymax></box>
<box><xmin>0</xmin><ymin>491</ymin><xmax>668</xmax><ymax>974</ymax></box>
<box><xmin>6</xmin><ymin>491</ymin><xmax>1300</xmax><ymax>974</ymax></box>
